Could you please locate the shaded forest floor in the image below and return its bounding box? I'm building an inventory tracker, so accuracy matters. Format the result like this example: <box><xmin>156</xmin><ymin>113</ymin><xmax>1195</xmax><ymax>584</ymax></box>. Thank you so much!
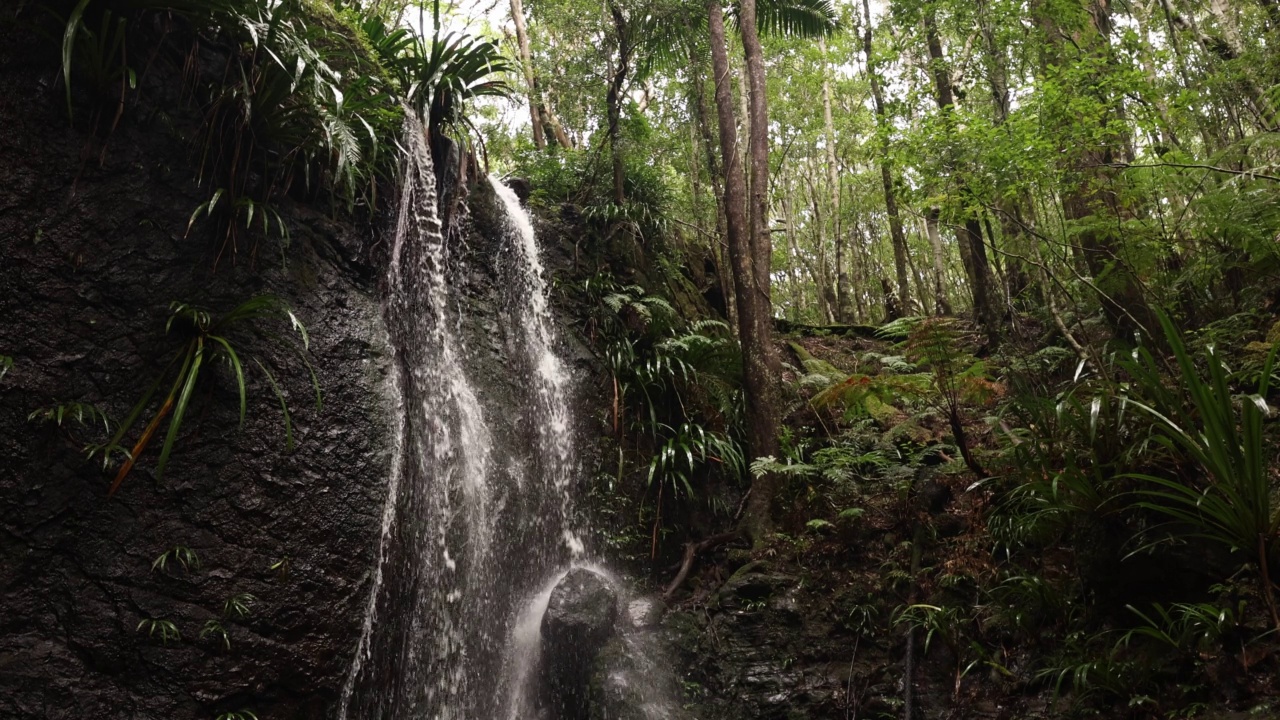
<box><xmin>657</xmin><ymin>321</ymin><xmax>1280</xmax><ymax>720</ymax></box>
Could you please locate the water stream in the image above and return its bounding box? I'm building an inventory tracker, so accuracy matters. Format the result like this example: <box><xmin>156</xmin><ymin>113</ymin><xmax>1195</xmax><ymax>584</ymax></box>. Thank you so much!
<box><xmin>338</xmin><ymin>116</ymin><xmax>584</xmax><ymax>720</ymax></box>
<box><xmin>339</xmin><ymin>116</ymin><xmax>679</xmax><ymax>720</ymax></box>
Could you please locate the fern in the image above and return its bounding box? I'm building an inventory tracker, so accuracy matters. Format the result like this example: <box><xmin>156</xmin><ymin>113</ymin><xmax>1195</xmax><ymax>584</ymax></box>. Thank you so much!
<box><xmin>749</xmin><ymin>455</ymin><xmax>819</xmax><ymax>479</ymax></box>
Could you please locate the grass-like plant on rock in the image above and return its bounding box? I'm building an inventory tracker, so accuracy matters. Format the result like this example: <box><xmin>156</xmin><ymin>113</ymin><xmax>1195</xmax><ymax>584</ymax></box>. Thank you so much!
<box><xmin>103</xmin><ymin>295</ymin><xmax>318</xmax><ymax>495</ymax></box>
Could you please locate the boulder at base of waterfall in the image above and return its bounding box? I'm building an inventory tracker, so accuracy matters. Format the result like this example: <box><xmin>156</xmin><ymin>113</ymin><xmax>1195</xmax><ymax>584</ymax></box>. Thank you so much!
<box><xmin>541</xmin><ymin>569</ymin><xmax>619</xmax><ymax>720</ymax></box>
<box><xmin>543</xmin><ymin>568</ymin><xmax>618</xmax><ymax>648</ymax></box>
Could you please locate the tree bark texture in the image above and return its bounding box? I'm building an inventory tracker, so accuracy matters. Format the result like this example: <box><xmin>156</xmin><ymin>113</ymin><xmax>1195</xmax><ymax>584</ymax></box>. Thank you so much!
<box><xmin>862</xmin><ymin>0</ymin><xmax>913</xmax><ymax>315</ymax></box>
<box><xmin>509</xmin><ymin>0</ymin><xmax>545</xmax><ymax>149</ymax></box>
<box><xmin>708</xmin><ymin>0</ymin><xmax>780</xmax><ymax>545</ymax></box>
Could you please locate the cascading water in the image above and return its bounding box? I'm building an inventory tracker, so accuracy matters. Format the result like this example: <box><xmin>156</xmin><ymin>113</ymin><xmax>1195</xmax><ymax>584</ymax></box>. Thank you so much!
<box><xmin>338</xmin><ymin>115</ymin><xmax>585</xmax><ymax>720</ymax></box>
<box><xmin>340</xmin><ymin>113</ymin><xmax>687</xmax><ymax>720</ymax></box>
<box><xmin>338</xmin><ymin>114</ymin><xmax>499</xmax><ymax>720</ymax></box>
<box><xmin>490</xmin><ymin>177</ymin><xmax>583</xmax><ymax>560</ymax></box>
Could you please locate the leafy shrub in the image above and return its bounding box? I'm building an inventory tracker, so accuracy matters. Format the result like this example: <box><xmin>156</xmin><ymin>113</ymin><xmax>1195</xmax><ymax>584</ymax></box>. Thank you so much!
<box><xmin>1120</xmin><ymin>311</ymin><xmax>1280</xmax><ymax>628</ymax></box>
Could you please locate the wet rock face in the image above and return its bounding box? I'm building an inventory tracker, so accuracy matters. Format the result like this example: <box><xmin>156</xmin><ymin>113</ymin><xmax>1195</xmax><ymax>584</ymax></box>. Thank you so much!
<box><xmin>590</xmin><ymin>636</ymin><xmax>657</xmax><ymax>720</ymax></box>
<box><xmin>590</xmin><ymin>596</ymin><xmax>690</xmax><ymax>720</ymax></box>
<box><xmin>665</xmin><ymin>566</ymin><xmax>861</xmax><ymax>720</ymax></box>
<box><xmin>625</xmin><ymin>595</ymin><xmax>666</xmax><ymax>630</ymax></box>
<box><xmin>0</xmin><ymin>16</ymin><xmax>392</xmax><ymax>720</ymax></box>
<box><xmin>541</xmin><ymin>569</ymin><xmax>618</xmax><ymax>720</ymax></box>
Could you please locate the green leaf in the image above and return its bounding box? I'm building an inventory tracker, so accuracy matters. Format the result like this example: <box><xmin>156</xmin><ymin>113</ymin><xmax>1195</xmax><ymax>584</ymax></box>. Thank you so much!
<box><xmin>255</xmin><ymin>359</ymin><xmax>294</xmax><ymax>451</ymax></box>
<box><xmin>62</xmin><ymin>0</ymin><xmax>94</xmax><ymax>119</ymax></box>
<box><xmin>209</xmin><ymin>335</ymin><xmax>247</xmax><ymax>427</ymax></box>
<box><xmin>156</xmin><ymin>339</ymin><xmax>205</xmax><ymax>479</ymax></box>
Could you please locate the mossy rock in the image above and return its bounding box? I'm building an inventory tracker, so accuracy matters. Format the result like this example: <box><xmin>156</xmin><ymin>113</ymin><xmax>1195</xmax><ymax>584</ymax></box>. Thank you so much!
<box><xmin>789</xmin><ymin>341</ymin><xmax>845</xmax><ymax>381</ymax></box>
<box><xmin>1267</xmin><ymin>320</ymin><xmax>1280</xmax><ymax>345</ymax></box>
<box><xmin>864</xmin><ymin>395</ymin><xmax>902</xmax><ymax>427</ymax></box>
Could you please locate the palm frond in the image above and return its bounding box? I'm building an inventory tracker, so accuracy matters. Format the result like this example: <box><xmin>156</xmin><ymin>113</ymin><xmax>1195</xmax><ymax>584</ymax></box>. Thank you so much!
<box><xmin>728</xmin><ymin>0</ymin><xmax>840</xmax><ymax>38</ymax></box>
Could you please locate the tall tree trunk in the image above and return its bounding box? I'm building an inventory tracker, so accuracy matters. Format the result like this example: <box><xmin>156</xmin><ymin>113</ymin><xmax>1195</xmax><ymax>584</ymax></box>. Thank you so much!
<box><xmin>783</xmin><ymin>191</ymin><xmax>804</xmax><ymax>317</ymax></box>
<box><xmin>922</xmin><ymin>2</ymin><xmax>999</xmax><ymax>344</ymax></box>
<box><xmin>691</xmin><ymin>56</ymin><xmax>738</xmax><ymax>332</ymax></box>
<box><xmin>606</xmin><ymin>1</ymin><xmax>630</xmax><ymax>204</ymax></box>
<box><xmin>737</xmin><ymin>69</ymin><xmax>751</xmax><ymax>194</ymax></box>
<box><xmin>737</xmin><ymin>0</ymin><xmax>782</xmax><ymax>544</ymax></box>
<box><xmin>820</xmin><ymin>37</ymin><xmax>847</xmax><ymax>319</ymax></box>
<box><xmin>905</xmin><ymin>232</ymin><xmax>932</xmax><ymax>311</ymax></box>
<box><xmin>925</xmin><ymin>207</ymin><xmax>953</xmax><ymax>315</ymax></box>
<box><xmin>976</xmin><ymin>0</ymin><xmax>1034</xmax><ymax>306</ymax></box>
<box><xmin>862</xmin><ymin>0</ymin><xmax>913</xmax><ymax>315</ymax></box>
<box><xmin>509</xmin><ymin>0</ymin><xmax>545</xmax><ymax>149</ymax></box>
<box><xmin>708</xmin><ymin>0</ymin><xmax>758</xmax><ymax>370</ymax></box>
<box><xmin>803</xmin><ymin>168</ymin><xmax>834</xmax><ymax>322</ymax></box>
<box><xmin>546</xmin><ymin>114</ymin><xmax>573</xmax><ymax>149</ymax></box>
<box><xmin>850</xmin><ymin>220</ymin><xmax>870</xmax><ymax>319</ymax></box>
<box><xmin>1047</xmin><ymin>0</ymin><xmax>1158</xmax><ymax>343</ymax></box>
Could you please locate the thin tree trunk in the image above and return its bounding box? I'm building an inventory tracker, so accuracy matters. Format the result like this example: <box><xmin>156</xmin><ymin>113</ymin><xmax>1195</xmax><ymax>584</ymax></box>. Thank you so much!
<box><xmin>737</xmin><ymin>0</ymin><xmax>782</xmax><ymax>545</ymax></box>
<box><xmin>850</xmin><ymin>220</ymin><xmax>871</xmax><ymax>320</ymax></box>
<box><xmin>925</xmin><ymin>207</ymin><xmax>952</xmax><ymax>315</ymax></box>
<box><xmin>737</xmin><ymin>68</ymin><xmax>751</xmax><ymax>195</ymax></box>
<box><xmin>783</xmin><ymin>191</ymin><xmax>804</xmax><ymax>317</ymax></box>
<box><xmin>691</xmin><ymin>54</ymin><xmax>738</xmax><ymax>332</ymax></box>
<box><xmin>905</xmin><ymin>230</ymin><xmax>931</xmax><ymax>312</ymax></box>
<box><xmin>803</xmin><ymin>167</ymin><xmax>834</xmax><ymax>323</ymax></box>
<box><xmin>509</xmin><ymin>0</ymin><xmax>545</xmax><ymax>149</ymax></box>
<box><xmin>923</xmin><ymin>2</ymin><xmax>998</xmax><ymax>344</ymax></box>
<box><xmin>976</xmin><ymin>0</ymin><xmax>1034</xmax><ymax>307</ymax></box>
<box><xmin>541</xmin><ymin>85</ymin><xmax>575</xmax><ymax>149</ymax></box>
<box><xmin>862</xmin><ymin>0</ymin><xmax>912</xmax><ymax>315</ymax></box>
<box><xmin>606</xmin><ymin>0</ymin><xmax>630</xmax><ymax>204</ymax></box>
<box><xmin>820</xmin><ymin>37</ymin><xmax>847</xmax><ymax>319</ymax></box>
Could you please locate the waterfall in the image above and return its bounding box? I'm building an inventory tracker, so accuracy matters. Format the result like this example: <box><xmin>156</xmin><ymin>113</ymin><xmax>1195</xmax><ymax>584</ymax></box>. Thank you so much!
<box><xmin>338</xmin><ymin>115</ymin><xmax>584</xmax><ymax>720</ymax></box>
<box><xmin>489</xmin><ymin>177</ymin><xmax>583</xmax><ymax>559</ymax></box>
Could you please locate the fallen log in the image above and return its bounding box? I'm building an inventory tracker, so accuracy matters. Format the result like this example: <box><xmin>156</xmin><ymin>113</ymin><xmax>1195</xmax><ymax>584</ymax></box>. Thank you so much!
<box><xmin>661</xmin><ymin>530</ymin><xmax>743</xmax><ymax>601</ymax></box>
<box><xmin>774</xmin><ymin>318</ymin><xmax>883</xmax><ymax>340</ymax></box>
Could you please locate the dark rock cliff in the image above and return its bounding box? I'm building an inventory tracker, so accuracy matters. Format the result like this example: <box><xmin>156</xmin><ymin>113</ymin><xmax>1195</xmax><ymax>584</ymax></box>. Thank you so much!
<box><xmin>0</xmin><ymin>13</ymin><xmax>393</xmax><ymax>720</ymax></box>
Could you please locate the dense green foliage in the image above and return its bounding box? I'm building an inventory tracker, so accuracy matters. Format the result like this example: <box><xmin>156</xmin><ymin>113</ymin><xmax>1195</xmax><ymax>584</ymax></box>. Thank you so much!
<box><xmin>23</xmin><ymin>0</ymin><xmax>1280</xmax><ymax>713</ymax></box>
<box><xmin>49</xmin><ymin>0</ymin><xmax>512</xmax><ymax>258</ymax></box>
<box><xmin>486</xmin><ymin>0</ymin><xmax>1280</xmax><ymax>714</ymax></box>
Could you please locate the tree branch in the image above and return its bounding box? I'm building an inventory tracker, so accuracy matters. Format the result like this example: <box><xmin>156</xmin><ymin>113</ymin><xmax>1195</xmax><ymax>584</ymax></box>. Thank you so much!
<box><xmin>1100</xmin><ymin>161</ymin><xmax>1280</xmax><ymax>183</ymax></box>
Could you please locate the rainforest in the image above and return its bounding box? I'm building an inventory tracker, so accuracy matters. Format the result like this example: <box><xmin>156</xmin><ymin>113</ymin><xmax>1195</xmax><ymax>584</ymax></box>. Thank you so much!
<box><xmin>2</xmin><ymin>0</ymin><xmax>1280</xmax><ymax>719</ymax></box>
